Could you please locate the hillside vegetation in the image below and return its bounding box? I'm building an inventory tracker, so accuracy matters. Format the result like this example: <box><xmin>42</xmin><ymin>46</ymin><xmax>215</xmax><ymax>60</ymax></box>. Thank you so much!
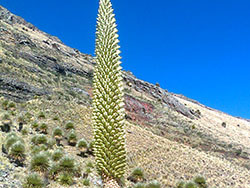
<box><xmin>0</xmin><ymin>5</ymin><xmax>249</xmax><ymax>188</ymax></box>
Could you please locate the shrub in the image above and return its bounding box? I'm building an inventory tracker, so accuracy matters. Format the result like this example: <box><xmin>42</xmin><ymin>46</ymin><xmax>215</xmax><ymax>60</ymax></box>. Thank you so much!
<box><xmin>35</xmin><ymin>134</ymin><xmax>48</xmax><ymax>145</ymax></box>
<box><xmin>53</xmin><ymin>127</ymin><xmax>63</xmax><ymax>138</ymax></box>
<box><xmin>38</xmin><ymin>112</ymin><xmax>45</xmax><ymax>119</ymax></box>
<box><xmin>31</xmin><ymin>122</ymin><xmax>39</xmax><ymax>129</ymax></box>
<box><xmin>39</xmin><ymin>123</ymin><xmax>48</xmax><ymax>134</ymax></box>
<box><xmin>58</xmin><ymin>173</ymin><xmax>73</xmax><ymax>185</ymax></box>
<box><xmin>176</xmin><ymin>181</ymin><xmax>185</xmax><ymax>188</ymax></box>
<box><xmin>58</xmin><ymin>156</ymin><xmax>75</xmax><ymax>174</ymax></box>
<box><xmin>77</xmin><ymin>138</ymin><xmax>88</xmax><ymax>156</ymax></box>
<box><xmin>146</xmin><ymin>180</ymin><xmax>161</xmax><ymax>188</ymax></box>
<box><xmin>23</xmin><ymin>173</ymin><xmax>44</xmax><ymax>188</ymax></box>
<box><xmin>47</xmin><ymin>138</ymin><xmax>56</xmax><ymax>149</ymax></box>
<box><xmin>67</xmin><ymin>130</ymin><xmax>77</xmax><ymax>146</ymax></box>
<box><xmin>9</xmin><ymin>141</ymin><xmax>25</xmax><ymax>160</ymax></box>
<box><xmin>31</xmin><ymin>146</ymin><xmax>44</xmax><ymax>155</ymax></box>
<box><xmin>82</xmin><ymin>178</ymin><xmax>90</xmax><ymax>186</ymax></box>
<box><xmin>53</xmin><ymin>116</ymin><xmax>59</xmax><ymax>121</ymax></box>
<box><xmin>129</xmin><ymin>167</ymin><xmax>144</xmax><ymax>183</ymax></box>
<box><xmin>133</xmin><ymin>183</ymin><xmax>146</xmax><ymax>188</ymax></box>
<box><xmin>65</xmin><ymin>121</ymin><xmax>74</xmax><ymax>130</ymax></box>
<box><xmin>30</xmin><ymin>152</ymin><xmax>50</xmax><ymax>173</ymax></box>
<box><xmin>48</xmin><ymin>163</ymin><xmax>60</xmax><ymax>180</ymax></box>
<box><xmin>8</xmin><ymin>102</ymin><xmax>16</xmax><ymax>108</ymax></box>
<box><xmin>5</xmin><ymin>135</ymin><xmax>23</xmax><ymax>152</ymax></box>
<box><xmin>193</xmin><ymin>176</ymin><xmax>207</xmax><ymax>188</ymax></box>
<box><xmin>2</xmin><ymin>100</ymin><xmax>9</xmax><ymax>110</ymax></box>
<box><xmin>21</xmin><ymin>127</ymin><xmax>29</xmax><ymax>135</ymax></box>
<box><xmin>6</xmin><ymin>132</ymin><xmax>17</xmax><ymax>138</ymax></box>
<box><xmin>86</xmin><ymin>161</ymin><xmax>94</xmax><ymax>169</ymax></box>
<box><xmin>52</xmin><ymin>149</ymin><xmax>64</xmax><ymax>161</ymax></box>
<box><xmin>185</xmin><ymin>182</ymin><xmax>197</xmax><ymax>188</ymax></box>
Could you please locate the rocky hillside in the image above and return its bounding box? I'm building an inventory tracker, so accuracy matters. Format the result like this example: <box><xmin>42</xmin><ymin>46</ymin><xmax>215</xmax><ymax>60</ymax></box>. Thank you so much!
<box><xmin>0</xmin><ymin>5</ymin><xmax>249</xmax><ymax>188</ymax></box>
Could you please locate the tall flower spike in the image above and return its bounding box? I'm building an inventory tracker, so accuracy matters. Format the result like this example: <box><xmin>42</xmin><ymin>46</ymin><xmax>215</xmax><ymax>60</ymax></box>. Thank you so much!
<box><xmin>93</xmin><ymin>0</ymin><xmax>126</xmax><ymax>187</ymax></box>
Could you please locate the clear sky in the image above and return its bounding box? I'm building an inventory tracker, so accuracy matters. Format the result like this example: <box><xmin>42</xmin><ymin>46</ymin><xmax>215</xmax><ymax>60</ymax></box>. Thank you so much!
<box><xmin>1</xmin><ymin>0</ymin><xmax>250</xmax><ymax>119</ymax></box>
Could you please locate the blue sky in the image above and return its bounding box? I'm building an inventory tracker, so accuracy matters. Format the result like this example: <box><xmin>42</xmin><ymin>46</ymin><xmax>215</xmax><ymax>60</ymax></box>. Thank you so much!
<box><xmin>1</xmin><ymin>0</ymin><xmax>250</xmax><ymax>119</ymax></box>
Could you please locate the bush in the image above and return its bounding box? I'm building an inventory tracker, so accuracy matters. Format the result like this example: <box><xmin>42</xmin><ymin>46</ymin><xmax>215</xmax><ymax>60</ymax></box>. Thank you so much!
<box><xmin>68</xmin><ymin>130</ymin><xmax>77</xmax><ymax>145</ymax></box>
<box><xmin>6</xmin><ymin>132</ymin><xmax>17</xmax><ymax>139</ymax></box>
<box><xmin>47</xmin><ymin>138</ymin><xmax>56</xmax><ymax>149</ymax></box>
<box><xmin>8</xmin><ymin>102</ymin><xmax>16</xmax><ymax>108</ymax></box>
<box><xmin>185</xmin><ymin>182</ymin><xmax>197</xmax><ymax>188</ymax></box>
<box><xmin>86</xmin><ymin>161</ymin><xmax>94</xmax><ymax>169</ymax></box>
<box><xmin>176</xmin><ymin>181</ymin><xmax>185</xmax><ymax>188</ymax></box>
<box><xmin>21</xmin><ymin>127</ymin><xmax>29</xmax><ymax>135</ymax></box>
<box><xmin>53</xmin><ymin>116</ymin><xmax>59</xmax><ymax>121</ymax></box>
<box><xmin>133</xmin><ymin>183</ymin><xmax>146</xmax><ymax>188</ymax></box>
<box><xmin>9</xmin><ymin>141</ymin><xmax>25</xmax><ymax>160</ymax></box>
<box><xmin>31</xmin><ymin>146</ymin><xmax>45</xmax><ymax>155</ymax></box>
<box><xmin>39</xmin><ymin>123</ymin><xmax>48</xmax><ymax>134</ymax></box>
<box><xmin>146</xmin><ymin>180</ymin><xmax>161</xmax><ymax>188</ymax></box>
<box><xmin>82</xmin><ymin>178</ymin><xmax>90</xmax><ymax>186</ymax></box>
<box><xmin>193</xmin><ymin>176</ymin><xmax>207</xmax><ymax>188</ymax></box>
<box><xmin>2</xmin><ymin>100</ymin><xmax>9</xmax><ymax>110</ymax></box>
<box><xmin>58</xmin><ymin>173</ymin><xmax>73</xmax><ymax>185</ymax></box>
<box><xmin>23</xmin><ymin>173</ymin><xmax>44</xmax><ymax>188</ymax></box>
<box><xmin>30</xmin><ymin>152</ymin><xmax>50</xmax><ymax>173</ymax></box>
<box><xmin>48</xmin><ymin>163</ymin><xmax>60</xmax><ymax>180</ymax></box>
<box><xmin>52</xmin><ymin>149</ymin><xmax>64</xmax><ymax>161</ymax></box>
<box><xmin>5</xmin><ymin>135</ymin><xmax>23</xmax><ymax>152</ymax></box>
<box><xmin>58</xmin><ymin>156</ymin><xmax>75</xmax><ymax>174</ymax></box>
<box><xmin>65</xmin><ymin>121</ymin><xmax>74</xmax><ymax>130</ymax></box>
<box><xmin>129</xmin><ymin>167</ymin><xmax>144</xmax><ymax>182</ymax></box>
<box><xmin>31</xmin><ymin>122</ymin><xmax>39</xmax><ymax>129</ymax></box>
<box><xmin>38</xmin><ymin>112</ymin><xmax>45</xmax><ymax>119</ymax></box>
<box><xmin>35</xmin><ymin>135</ymin><xmax>48</xmax><ymax>145</ymax></box>
<box><xmin>53</xmin><ymin>127</ymin><xmax>63</xmax><ymax>138</ymax></box>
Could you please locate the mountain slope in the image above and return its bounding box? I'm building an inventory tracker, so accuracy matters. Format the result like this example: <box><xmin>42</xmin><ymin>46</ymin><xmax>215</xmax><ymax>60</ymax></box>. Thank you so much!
<box><xmin>0</xmin><ymin>5</ymin><xmax>249</xmax><ymax>188</ymax></box>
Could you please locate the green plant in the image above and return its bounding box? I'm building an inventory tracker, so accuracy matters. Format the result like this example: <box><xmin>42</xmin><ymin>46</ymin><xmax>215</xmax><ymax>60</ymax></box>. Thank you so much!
<box><xmin>146</xmin><ymin>180</ymin><xmax>161</xmax><ymax>188</ymax></box>
<box><xmin>48</xmin><ymin>163</ymin><xmax>60</xmax><ymax>180</ymax></box>
<box><xmin>35</xmin><ymin>134</ymin><xmax>48</xmax><ymax>145</ymax></box>
<box><xmin>58</xmin><ymin>173</ymin><xmax>73</xmax><ymax>185</ymax></box>
<box><xmin>53</xmin><ymin>116</ymin><xmax>59</xmax><ymax>121</ymax></box>
<box><xmin>2</xmin><ymin>100</ymin><xmax>9</xmax><ymax>110</ymax></box>
<box><xmin>21</xmin><ymin>127</ymin><xmax>29</xmax><ymax>135</ymax></box>
<box><xmin>53</xmin><ymin>127</ymin><xmax>63</xmax><ymax>138</ymax></box>
<box><xmin>39</xmin><ymin>123</ymin><xmax>48</xmax><ymax>134</ymax></box>
<box><xmin>52</xmin><ymin>149</ymin><xmax>64</xmax><ymax>161</ymax></box>
<box><xmin>47</xmin><ymin>138</ymin><xmax>56</xmax><ymax>149</ymax></box>
<box><xmin>8</xmin><ymin>102</ymin><xmax>16</xmax><ymax>108</ymax></box>
<box><xmin>65</xmin><ymin>121</ymin><xmax>74</xmax><ymax>130</ymax></box>
<box><xmin>82</xmin><ymin>178</ymin><xmax>90</xmax><ymax>186</ymax></box>
<box><xmin>5</xmin><ymin>135</ymin><xmax>23</xmax><ymax>151</ymax></box>
<box><xmin>77</xmin><ymin>138</ymin><xmax>88</xmax><ymax>156</ymax></box>
<box><xmin>67</xmin><ymin>130</ymin><xmax>77</xmax><ymax>145</ymax></box>
<box><xmin>86</xmin><ymin>161</ymin><xmax>94</xmax><ymax>169</ymax></box>
<box><xmin>58</xmin><ymin>156</ymin><xmax>76</xmax><ymax>174</ymax></box>
<box><xmin>38</xmin><ymin>112</ymin><xmax>45</xmax><ymax>119</ymax></box>
<box><xmin>185</xmin><ymin>182</ymin><xmax>197</xmax><ymax>188</ymax></box>
<box><xmin>23</xmin><ymin>173</ymin><xmax>44</xmax><ymax>188</ymax></box>
<box><xmin>133</xmin><ymin>183</ymin><xmax>146</xmax><ymax>188</ymax></box>
<box><xmin>9</xmin><ymin>141</ymin><xmax>25</xmax><ymax>160</ymax></box>
<box><xmin>30</xmin><ymin>152</ymin><xmax>50</xmax><ymax>173</ymax></box>
<box><xmin>31</xmin><ymin>122</ymin><xmax>39</xmax><ymax>129</ymax></box>
<box><xmin>92</xmin><ymin>0</ymin><xmax>127</xmax><ymax>185</ymax></box>
<box><xmin>131</xmin><ymin>168</ymin><xmax>144</xmax><ymax>181</ymax></box>
<box><xmin>176</xmin><ymin>181</ymin><xmax>185</xmax><ymax>188</ymax></box>
<box><xmin>193</xmin><ymin>176</ymin><xmax>207</xmax><ymax>188</ymax></box>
